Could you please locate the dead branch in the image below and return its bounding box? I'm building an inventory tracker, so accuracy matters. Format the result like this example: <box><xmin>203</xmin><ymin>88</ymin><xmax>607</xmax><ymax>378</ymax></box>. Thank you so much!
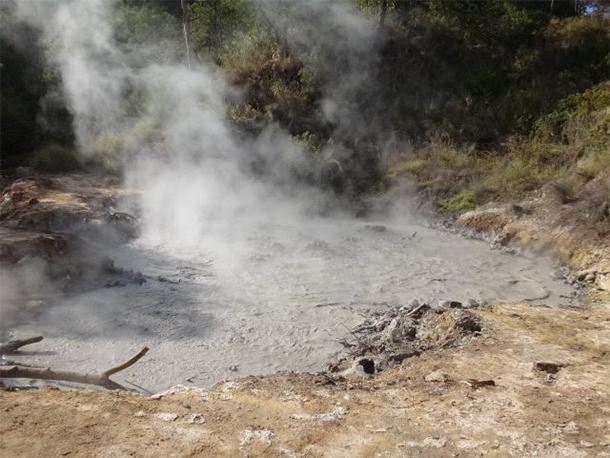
<box><xmin>0</xmin><ymin>346</ymin><xmax>149</xmax><ymax>390</ymax></box>
<box><xmin>102</xmin><ymin>346</ymin><xmax>149</xmax><ymax>377</ymax></box>
<box><xmin>405</xmin><ymin>303</ymin><xmax>427</xmax><ymax>317</ymax></box>
<box><xmin>0</xmin><ymin>336</ymin><xmax>43</xmax><ymax>354</ymax></box>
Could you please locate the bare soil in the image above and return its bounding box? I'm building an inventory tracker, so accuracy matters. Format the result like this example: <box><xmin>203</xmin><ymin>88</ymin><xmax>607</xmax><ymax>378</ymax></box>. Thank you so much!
<box><xmin>1</xmin><ymin>299</ymin><xmax>609</xmax><ymax>458</ymax></box>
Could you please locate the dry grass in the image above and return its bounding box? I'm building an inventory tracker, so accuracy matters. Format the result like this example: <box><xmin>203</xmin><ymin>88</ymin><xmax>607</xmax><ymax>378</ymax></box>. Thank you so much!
<box><xmin>387</xmin><ymin>83</ymin><xmax>610</xmax><ymax>214</ymax></box>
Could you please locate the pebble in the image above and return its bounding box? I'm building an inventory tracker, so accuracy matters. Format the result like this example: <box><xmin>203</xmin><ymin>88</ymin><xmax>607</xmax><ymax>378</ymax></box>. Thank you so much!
<box><xmin>425</xmin><ymin>370</ymin><xmax>451</xmax><ymax>383</ymax></box>
<box><xmin>155</xmin><ymin>412</ymin><xmax>179</xmax><ymax>422</ymax></box>
<box><xmin>183</xmin><ymin>413</ymin><xmax>206</xmax><ymax>424</ymax></box>
<box><xmin>289</xmin><ymin>406</ymin><xmax>348</xmax><ymax>421</ymax></box>
<box><xmin>240</xmin><ymin>429</ymin><xmax>275</xmax><ymax>446</ymax></box>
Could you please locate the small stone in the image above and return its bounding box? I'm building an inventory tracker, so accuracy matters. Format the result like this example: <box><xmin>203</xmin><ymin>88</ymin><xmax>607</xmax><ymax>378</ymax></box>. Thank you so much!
<box><xmin>155</xmin><ymin>412</ymin><xmax>179</xmax><ymax>422</ymax></box>
<box><xmin>388</xmin><ymin>350</ymin><xmax>420</xmax><ymax>363</ymax></box>
<box><xmin>183</xmin><ymin>413</ymin><xmax>205</xmax><ymax>424</ymax></box>
<box><xmin>534</xmin><ymin>362</ymin><xmax>562</xmax><ymax>374</ymax></box>
<box><xmin>133</xmin><ymin>411</ymin><xmax>147</xmax><ymax>417</ymax></box>
<box><xmin>422</xmin><ymin>437</ymin><xmax>446</xmax><ymax>448</ymax></box>
<box><xmin>229</xmin><ymin>365</ymin><xmax>238</xmax><ymax>372</ymax></box>
<box><xmin>437</xmin><ymin>300</ymin><xmax>462</xmax><ymax>310</ymax></box>
<box><xmin>561</xmin><ymin>421</ymin><xmax>579</xmax><ymax>434</ymax></box>
<box><xmin>374</xmin><ymin>320</ymin><xmax>389</xmax><ymax>332</ymax></box>
<box><xmin>240</xmin><ymin>429</ymin><xmax>275</xmax><ymax>447</ymax></box>
<box><xmin>464</xmin><ymin>299</ymin><xmax>479</xmax><ymax>309</ymax></box>
<box><xmin>584</xmin><ymin>272</ymin><xmax>596</xmax><ymax>283</ymax></box>
<box><xmin>580</xmin><ymin>440</ymin><xmax>594</xmax><ymax>448</ymax></box>
<box><xmin>383</xmin><ymin>318</ymin><xmax>403</xmax><ymax>342</ymax></box>
<box><xmin>425</xmin><ymin>370</ymin><xmax>451</xmax><ymax>383</ymax></box>
<box><xmin>289</xmin><ymin>406</ymin><xmax>348</xmax><ymax>421</ymax></box>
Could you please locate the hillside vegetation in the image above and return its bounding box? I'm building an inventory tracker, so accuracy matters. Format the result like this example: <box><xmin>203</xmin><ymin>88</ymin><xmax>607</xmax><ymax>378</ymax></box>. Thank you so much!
<box><xmin>1</xmin><ymin>0</ymin><xmax>608</xmax><ymax>212</ymax></box>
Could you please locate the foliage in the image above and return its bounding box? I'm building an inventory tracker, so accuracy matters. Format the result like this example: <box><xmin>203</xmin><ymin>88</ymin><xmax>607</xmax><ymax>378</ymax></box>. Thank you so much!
<box><xmin>438</xmin><ymin>189</ymin><xmax>478</xmax><ymax>212</ymax></box>
<box><xmin>389</xmin><ymin>82</ymin><xmax>610</xmax><ymax>212</ymax></box>
<box><xmin>31</xmin><ymin>144</ymin><xmax>81</xmax><ymax>172</ymax></box>
<box><xmin>189</xmin><ymin>0</ymin><xmax>254</xmax><ymax>56</ymax></box>
<box><xmin>114</xmin><ymin>4</ymin><xmax>183</xmax><ymax>64</ymax></box>
<box><xmin>84</xmin><ymin>123</ymin><xmax>164</xmax><ymax>175</ymax></box>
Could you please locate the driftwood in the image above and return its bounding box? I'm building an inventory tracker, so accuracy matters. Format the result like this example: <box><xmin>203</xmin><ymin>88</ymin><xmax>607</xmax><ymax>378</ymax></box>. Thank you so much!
<box><xmin>0</xmin><ymin>336</ymin><xmax>43</xmax><ymax>354</ymax></box>
<box><xmin>0</xmin><ymin>346</ymin><xmax>149</xmax><ymax>390</ymax></box>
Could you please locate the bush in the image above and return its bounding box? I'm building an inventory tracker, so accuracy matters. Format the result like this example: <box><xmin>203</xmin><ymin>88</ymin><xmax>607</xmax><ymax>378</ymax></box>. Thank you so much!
<box><xmin>31</xmin><ymin>144</ymin><xmax>81</xmax><ymax>172</ymax></box>
<box><xmin>84</xmin><ymin>123</ymin><xmax>163</xmax><ymax>175</ymax></box>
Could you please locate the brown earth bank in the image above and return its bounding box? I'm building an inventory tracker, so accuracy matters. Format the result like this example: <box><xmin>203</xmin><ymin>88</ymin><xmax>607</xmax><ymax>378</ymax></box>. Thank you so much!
<box><xmin>457</xmin><ymin>173</ymin><xmax>610</xmax><ymax>293</ymax></box>
<box><xmin>0</xmin><ymin>172</ymin><xmax>609</xmax><ymax>457</ymax></box>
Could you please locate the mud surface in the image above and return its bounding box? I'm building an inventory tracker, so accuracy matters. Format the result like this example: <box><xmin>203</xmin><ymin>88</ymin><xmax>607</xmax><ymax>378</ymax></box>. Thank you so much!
<box><xmin>5</xmin><ymin>212</ymin><xmax>577</xmax><ymax>391</ymax></box>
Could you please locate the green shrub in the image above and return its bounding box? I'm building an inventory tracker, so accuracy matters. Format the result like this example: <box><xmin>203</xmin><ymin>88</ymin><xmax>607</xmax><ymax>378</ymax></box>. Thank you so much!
<box><xmin>31</xmin><ymin>144</ymin><xmax>81</xmax><ymax>172</ymax></box>
<box><xmin>84</xmin><ymin>123</ymin><xmax>163</xmax><ymax>174</ymax></box>
<box><xmin>438</xmin><ymin>188</ymin><xmax>478</xmax><ymax>212</ymax></box>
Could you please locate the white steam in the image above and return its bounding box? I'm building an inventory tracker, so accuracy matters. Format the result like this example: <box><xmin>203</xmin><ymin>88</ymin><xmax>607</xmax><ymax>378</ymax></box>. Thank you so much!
<box><xmin>13</xmin><ymin>0</ymin><xmax>378</xmax><ymax>249</ymax></box>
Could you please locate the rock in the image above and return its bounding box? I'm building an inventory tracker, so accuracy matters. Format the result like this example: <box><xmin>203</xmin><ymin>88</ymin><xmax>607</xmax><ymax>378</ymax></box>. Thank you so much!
<box><xmin>289</xmin><ymin>406</ymin><xmax>348</xmax><ymax>421</ymax></box>
<box><xmin>374</xmin><ymin>320</ymin><xmax>389</xmax><ymax>332</ymax></box>
<box><xmin>382</xmin><ymin>317</ymin><xmax>416</xmax><ymax>343</ymax></box>
<box><xmin>155</xmin><ymin>412</ymin><xmax>179</xmax><ymax>422</ymax></box>
<box><xmin>453</xmin><ymin>313</ymin><xmax>482</xmax><ymax>333</ymax></box>
<box><xmin>183</xmin><ymin>413</ymin><xmax>205</xmax><ymax>424</ymax></box>
<box><xmin>425</xmin><ymin>370</ymin><xmax>451</xmax><ymax>383</ymax></box>
<box><xmin>151</xmin><ymin>384</ymin><xmax>210</xmax><ymax>401</ymax></box>
<box><xmin>576</xmin><ymin>269</ymin><xmax>597</xmax><ymax>282</ymax></box>
<box><xmin>422</xmin><ymin>437</ymin><xmax>446</xmax><ymax>448</ymax></box>
<box><xmin>438</xmin><ymin>300</ymin><xmax>462</xmax><ymax>309</ymax></box>
<box><xmin>240</xmin><ymin>429</ymin><xmax>274</xmax><ymax>446</ymax></box>
<box><xmin>356</xmin><ymin>357</ymin><xmax>388</xmax><ymax>374</ymax></box>
<box><xmin>388</xmin><ymin>350</ymin><xmax>420</xmax><ymax>363</ymax></box>
<box><xmin>464</xmin><ymin>299</ymin><xmax>479</xmax><ymax>308</ymax></box>
<box><xmin>534</xmin><ymin>362</ymin><xmax>563</xmax><ymax>374</ymax></box>
<box><xmin>106</xmin><ymin>212</ymin><xmax>140</xmax><ymax>241</ymax></box>
<box><xmin>383</xmin><ymin>318</ymin><xmax>402</xmax><ymax>342</ymax></box>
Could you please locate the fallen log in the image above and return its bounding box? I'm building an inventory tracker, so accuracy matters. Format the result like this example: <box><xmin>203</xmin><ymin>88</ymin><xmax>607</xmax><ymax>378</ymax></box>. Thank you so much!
<box><xmin>0</xmin><ymin>336</ymin><xmax>43</xmax><ymax>354</ymax></box>
<box><xmin>0</xmin><ymin>346</ymin><xmax>149</xmax><ymax>390</ymax></box>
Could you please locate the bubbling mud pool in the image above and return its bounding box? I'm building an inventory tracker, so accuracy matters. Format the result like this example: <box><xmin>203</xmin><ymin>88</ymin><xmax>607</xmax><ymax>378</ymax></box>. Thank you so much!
<box><xmin>7</xmin><ymin>216</ymin><xmax>577</xmax><ymax>391</ymax></box>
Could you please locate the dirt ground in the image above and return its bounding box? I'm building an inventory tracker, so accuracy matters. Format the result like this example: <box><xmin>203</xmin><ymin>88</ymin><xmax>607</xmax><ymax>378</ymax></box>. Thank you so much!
<box><xmin>1</xmin><ymin>297</ymin><xmax>609</xmax><ymax>458</ymax></box>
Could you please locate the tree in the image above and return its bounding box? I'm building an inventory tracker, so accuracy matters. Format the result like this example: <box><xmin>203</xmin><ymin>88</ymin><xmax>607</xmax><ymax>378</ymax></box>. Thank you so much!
<box><xmin>180</xmin><ymin>0</ymin><xmax>194</xmax><ymax>67</ymax></box>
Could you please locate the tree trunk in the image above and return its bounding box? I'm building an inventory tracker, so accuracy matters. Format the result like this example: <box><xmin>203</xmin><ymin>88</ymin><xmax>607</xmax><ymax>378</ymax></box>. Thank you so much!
<box><xmin>180</xmin><ymin>0</ymin><xmax>194</xmax><ymax>68</ymax></box>
<box><xmin>379</xmin><ymin>0</ymin><xmax>388</xmax><ymax>28</ymax></box>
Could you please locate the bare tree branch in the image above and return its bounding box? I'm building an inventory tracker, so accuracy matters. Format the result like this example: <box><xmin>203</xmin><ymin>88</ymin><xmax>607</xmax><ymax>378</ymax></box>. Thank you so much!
<box><xmin>0</xmin><ymin>336</ymin><xmax>43</xmax><ymax>355</ymax></box>
<box><xmin>0</xmin><ymin>346</ymin><xmax>149</xmax><ymax>391</ymax></box>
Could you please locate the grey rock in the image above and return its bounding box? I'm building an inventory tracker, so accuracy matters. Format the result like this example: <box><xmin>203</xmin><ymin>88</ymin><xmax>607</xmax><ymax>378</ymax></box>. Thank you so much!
<box><xmin>425</xmin><ymin>370</ymin><xmax>451</xmax><ymax>383</ymax></box>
